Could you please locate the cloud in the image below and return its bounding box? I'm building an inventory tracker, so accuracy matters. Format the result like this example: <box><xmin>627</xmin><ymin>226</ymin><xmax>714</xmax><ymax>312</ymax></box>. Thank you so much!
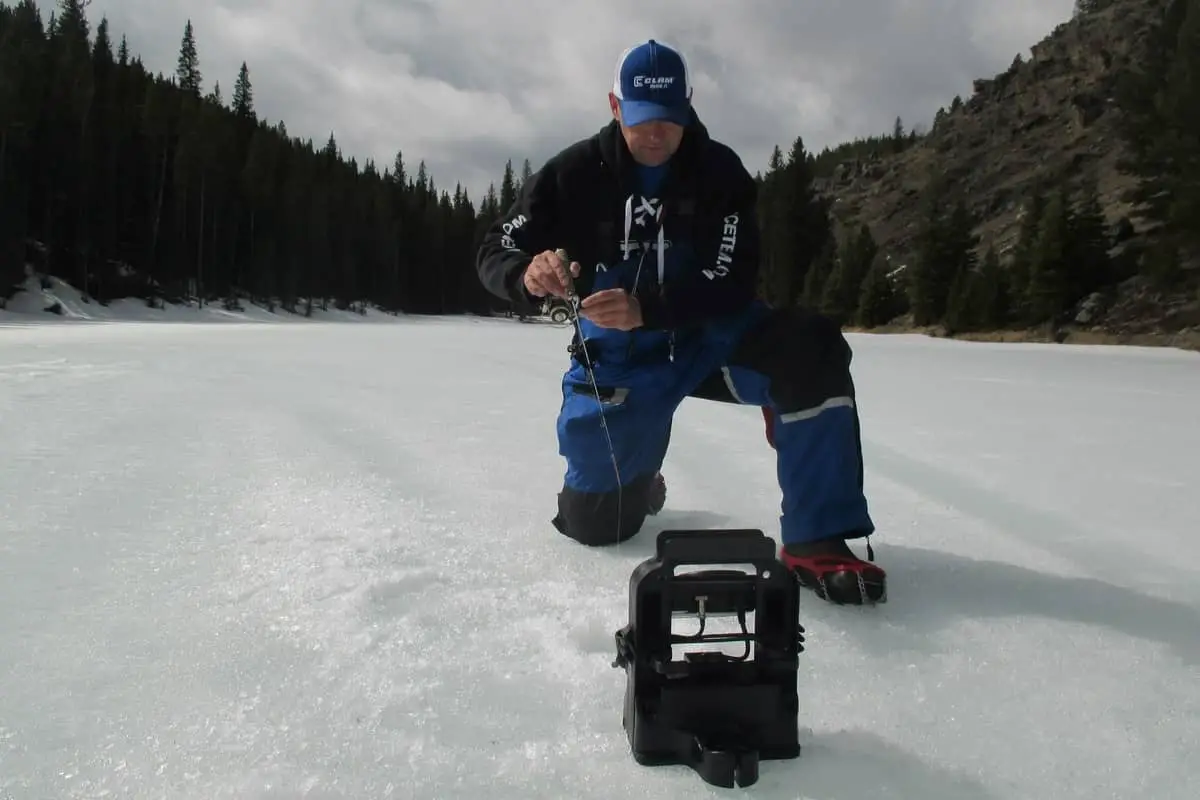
<box><xmin>75</xmin><ymin>0</ymin><xmax>1075</xmax><ymax>201</ymax></box>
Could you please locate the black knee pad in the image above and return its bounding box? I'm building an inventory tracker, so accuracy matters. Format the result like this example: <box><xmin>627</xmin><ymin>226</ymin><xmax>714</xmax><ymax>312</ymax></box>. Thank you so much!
<box><xmin>554</xmin><ymin>473</ymin><xmax>657</xmax><ymax>547</ymax></box>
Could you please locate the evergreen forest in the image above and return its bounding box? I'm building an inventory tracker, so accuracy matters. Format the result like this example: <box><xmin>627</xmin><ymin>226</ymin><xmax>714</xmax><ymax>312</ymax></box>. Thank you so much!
<box><xmin>2</xmin><ymin>0</ymin><xmax>1196</xmax><ymax>331</ymax></box>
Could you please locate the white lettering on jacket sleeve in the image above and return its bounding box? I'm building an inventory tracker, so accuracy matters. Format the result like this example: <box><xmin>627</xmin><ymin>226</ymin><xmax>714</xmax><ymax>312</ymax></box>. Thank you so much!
<box><xmin>499</xmin><ymin>214</ymin><xmax>527</xmax><ymax>251</ymax></box>
<box><xmin>702</xmin><ymin>213</ymin><xmax>739</xmax><ymax>279</ymax></box>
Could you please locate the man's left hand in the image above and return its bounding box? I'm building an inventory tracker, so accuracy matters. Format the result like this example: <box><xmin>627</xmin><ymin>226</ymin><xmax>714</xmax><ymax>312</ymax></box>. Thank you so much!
<box><xmin>580</xmin><ymin>288</ymin><xmax>642</xmax><ymax>330</ymax></box>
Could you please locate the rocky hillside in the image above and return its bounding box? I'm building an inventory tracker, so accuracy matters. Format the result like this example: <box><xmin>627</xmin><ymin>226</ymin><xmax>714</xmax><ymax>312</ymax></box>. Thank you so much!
<box><xmin>814</xmin><ymin>0</ymin><xmax>1198</xmax><ymax>338</ymax></box>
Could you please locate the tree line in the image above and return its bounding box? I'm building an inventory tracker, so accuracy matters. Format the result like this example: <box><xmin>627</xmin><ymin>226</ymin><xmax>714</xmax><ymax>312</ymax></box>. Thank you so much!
<box><xmin>2</xmin><ymin>0</ymin><xmax>1195</xmax><ymax>329</ymax></box>
<box><xmin>754</xmin><ymin>140</ymin><xmax>1124</xmax><ymax>334</ymax></box>
<box><xmin>0</xmin><ymin>0</ymin><xmax>533</xmax><ymax>316</ymax></box>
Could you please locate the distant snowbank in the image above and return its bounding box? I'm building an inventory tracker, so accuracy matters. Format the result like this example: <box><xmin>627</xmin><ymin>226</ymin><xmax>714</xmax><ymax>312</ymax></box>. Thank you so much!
<box><xmin>0</xmin><ymin>274</ymin><xmax>416</xmax><ymax>326</ymax></box>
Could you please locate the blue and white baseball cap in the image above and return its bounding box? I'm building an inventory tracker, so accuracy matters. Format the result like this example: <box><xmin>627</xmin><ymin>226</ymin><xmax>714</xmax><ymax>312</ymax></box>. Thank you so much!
<box><xmin>611</xmin><ymin>39</ymin><xmax>693</xmax><ymax>127</ymax></box>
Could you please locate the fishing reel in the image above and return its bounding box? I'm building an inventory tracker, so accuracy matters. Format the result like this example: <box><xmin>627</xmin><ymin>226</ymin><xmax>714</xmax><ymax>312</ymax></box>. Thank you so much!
<box><xmin>612</xmin><ymin>529</ymin><xmax>805</xmax><ymax>788</ymax></box>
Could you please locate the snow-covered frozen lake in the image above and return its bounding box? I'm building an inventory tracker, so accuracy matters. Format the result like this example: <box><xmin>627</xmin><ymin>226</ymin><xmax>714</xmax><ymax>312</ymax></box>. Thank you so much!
<box><xmin>2</xmin><ymin>309</ymin><xmax>1197</xmax><ymax>799</ymax></box>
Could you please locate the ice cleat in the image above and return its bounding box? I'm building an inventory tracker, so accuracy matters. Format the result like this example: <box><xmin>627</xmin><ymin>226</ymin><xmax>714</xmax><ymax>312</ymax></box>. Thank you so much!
<box><xmin>780</xmin><ymin>536</ymin><xmax>886</xmax><ymax>605</ymax></box>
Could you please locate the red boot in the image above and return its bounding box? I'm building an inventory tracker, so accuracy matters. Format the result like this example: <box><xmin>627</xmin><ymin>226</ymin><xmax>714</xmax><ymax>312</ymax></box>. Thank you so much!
<box><xmin>780</xmin><ymin>536</ymin><xmax>886</xmax><ymax>605</ymax></box>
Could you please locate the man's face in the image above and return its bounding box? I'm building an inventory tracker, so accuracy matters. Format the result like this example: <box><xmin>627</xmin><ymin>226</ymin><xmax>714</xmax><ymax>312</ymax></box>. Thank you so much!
<box><xmin>609</xmin><ymin>92</ymin><xmax>685</xmax><ymax>167</ymax></box>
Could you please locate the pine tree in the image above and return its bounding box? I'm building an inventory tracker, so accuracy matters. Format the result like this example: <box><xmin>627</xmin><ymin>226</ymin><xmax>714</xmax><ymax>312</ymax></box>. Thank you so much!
<box><xmin>820</xmin><ymin>223</ymin><xmax>876</xmax><ymax>324</ymax></box>
<box><xmin>1026</xmin><ymin>189</ymin><xmax>1073</xmax><ymax>323</ymax></box>
<box><xmin>908</xmin><ymin>196</ymin><xmax>979</xmax><ymax>327</ymax></box>
<box><xmin>54</xmin><ymin>0</ymin><xmax>88</xmax><ymax>43</ymax></box>
<box><xmin>499</xmin><ymin>159</ymin><xmax>516</xmax><ymax>211</ymax></box>
<box><xmin>801</xmin><ymin>235</ymin><xmax>835</xmax><ymax>309</ymax></box>
<box><xmin>783</xmin><ymin>137</ymin><xmax>830</xmax><ymax>306</ymax></box>
<box><xmin>176</xmin><ymin>20</ymin><xmax>201</xmax><ymax>97</ymax></box>
<box><xmin>391</xmin><ymin>150</ymin><xmax>406</xmax><ymax>187</ymax></box>
<box><xmin>973</xmin><ymin>244</ymin><xmax>1009</xmax><ymax>329</ymax></box>
<box><xmin>46</xmin><ymin>0</ymin><xmax>94</xmax><ymax>293</ymax></box>
<box><xmin>1067</xmin><ymin>176</ymin><xmax>1110</xmax><ymax>298</ymax></box>
<box><xmin>758</xmin><ymin>137</ymin><xmax>830</xmax><ymax>307</ymax></box>
<box><xmin>757</xmin><ymin>145</ymin><xmax>788</xmax><ymax>301</ymax></box>
<box><xmin>518</xmin><ymin>158</ymin><xmax>532</xmax><ymax>194</ymax></box>
<box><xmin>944</xmin><ymin>238</ymin><xmax>1005</xmax><ymax>334</ymax></box>
<box><xmin>943</xmin><ymin>264</ymin><xmax>974</xmax><ymax>333</ymax></box>
<box><xmin>943</xmin><ymin>203</ymin><xmax>982</xmax><ymax>331</ymax></box>
<box><xmin>233</xmin><ymin>61</ymin><xmax>253</xmax><ymax>119</ymax></box>
<box><xmin>906</xmin><ymin>180</ymin><xmax>961</xmax><ymax>325</ymax></box>
<box><xmin>856</xmin><ymin>255</ymin><xmax>901</xmax><ymax>327</ymax></box>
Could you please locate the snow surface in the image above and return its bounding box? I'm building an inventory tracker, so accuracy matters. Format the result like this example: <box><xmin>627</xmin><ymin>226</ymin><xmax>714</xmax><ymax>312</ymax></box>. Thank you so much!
<box><xmin>0</xmin><ymin>274</ymin><xmax>407</xmax><ymax>326</ymax></box>
<box><xmin>2</xmin><ymin>294</ymin><xmax>1199</xmax><ymax>799</ymax></box>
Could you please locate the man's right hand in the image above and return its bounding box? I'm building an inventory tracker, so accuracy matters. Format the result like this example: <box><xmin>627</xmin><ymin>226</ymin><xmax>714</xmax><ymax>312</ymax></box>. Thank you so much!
<box><xmin>523</xmin><ymin>250</ymin><xmax>581</xmax><ymax>299</ymax></box>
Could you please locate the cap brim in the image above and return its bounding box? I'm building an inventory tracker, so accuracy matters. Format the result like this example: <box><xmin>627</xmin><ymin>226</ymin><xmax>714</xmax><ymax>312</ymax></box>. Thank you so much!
<box><xmin>619</xmin><ymin>99</ymin><xmax>691</xmax><ymax>127</ymax></box>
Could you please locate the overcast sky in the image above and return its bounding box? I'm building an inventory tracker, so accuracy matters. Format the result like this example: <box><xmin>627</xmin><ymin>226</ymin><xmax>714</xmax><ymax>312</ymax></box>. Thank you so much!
<box><xmin>74</xmin><ymin>0</ymin><xmax>1075</xmax><ymax>201</ymax></box>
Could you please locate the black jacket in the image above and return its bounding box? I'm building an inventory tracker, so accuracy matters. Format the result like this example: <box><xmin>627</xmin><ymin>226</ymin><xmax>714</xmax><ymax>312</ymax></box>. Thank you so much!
<box><xmin>475</xmin><ymin>112</ymin><xmax>761</xmax><ymax>332</ymax></box>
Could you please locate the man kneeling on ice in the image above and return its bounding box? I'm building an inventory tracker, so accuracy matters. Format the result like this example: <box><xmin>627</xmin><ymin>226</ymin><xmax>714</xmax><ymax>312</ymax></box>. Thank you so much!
<box><xmin>476</xmin><ymin>39</ymin><xmax>885</xmax><ymax>605</ymax></box>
